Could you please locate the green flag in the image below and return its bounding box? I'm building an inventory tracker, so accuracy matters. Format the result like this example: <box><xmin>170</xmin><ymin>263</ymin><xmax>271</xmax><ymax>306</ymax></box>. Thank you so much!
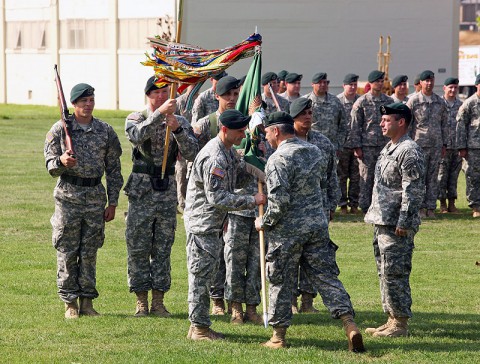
<box><xmin>236</xmin><ymin>50</ymin><xmax>262</xmax><ymax>116</ymax></box>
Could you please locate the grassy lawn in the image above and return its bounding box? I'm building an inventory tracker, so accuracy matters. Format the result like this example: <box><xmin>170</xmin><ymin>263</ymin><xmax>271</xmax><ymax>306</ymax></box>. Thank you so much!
<box><xmin>0</xmin><ymin>104</ymin><xmax>479</xmax><ymax>363</ymax></box>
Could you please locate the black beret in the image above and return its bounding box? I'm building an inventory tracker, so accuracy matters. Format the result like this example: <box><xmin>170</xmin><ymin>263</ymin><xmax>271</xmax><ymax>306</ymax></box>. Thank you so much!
<box><xmin>277</xmin><ymin>70</ymin><xmax>289</xmax><ymax>81</ymax></box>
<box><xmin>70</xmin><ymin>83</ymin><xmax>95</xmax><ymax>103</ymax></box>
<box><xmin>368</xmin><ymin>70</ymin><xmax>385</xmax><ymax>83</ymax></box>
<box><xmin>212</xmin><ymin>71</ymin><xmax>228</xmax><ymax>81</ymax></box>
<box><xmin>265</xmin><ymin>111</ymin><xmax>294</xmax><ymax>128</ymax></box>
<box><xmin>392</xmin><ymin>75</ymin><xmax>408</xmax><ymax>88</ymax></box>
<box><xmin>215</xmin><ymin>76</ymin><xmax>240</xmax><ymax>96</ymax></box>
<box><xmin>144</xmin><ymin>76</ymin><xmax>168</xmax><ymax>95</ymax></box>
<box><xmin>380</xmin><ymin>102</ymin><xmax>412</xmax><ymax>123</ymax></box>
<box><xmin>261</xmin><ymin>72</ymin><xmax>278</xmax><ymax>86</ymax></box>
<box><xmin>218</xmin><ymin>109</ymin><xmax>250</xmax><ymax>129</ymax></box>
<box><xmin>312</xmin><ymin>72</ymin><xmax>328</xmax><ymax>83</ymax></box>
<box><xmin>285</xmin><ymin>73</ymin><xmax>303</xmax><ymax>83</ymax></box>
<box><xmin>238</xmin><ymin>75</ymin><xmax>247</xmax><ymax>86</ymax></box>
<box><xmin>476</xmin><ymin>74</ymin><xmax>480</xmax><ymax>86</ymax></box>
<box><xmin>419</xmin><ymin>70</ymin><xmax>435</xmax><ymax>81</ymax></box>
<box><xmin>343</xmin><ymin>73</ymin><xmax>359</xmax><ymax>84</ymax></box>
<box><xmin>413</xmin><ymin>74</ymin><xmax>421</xmax><ymax>85</ymax></box>
<box><xmin>290</xmin><ymin>97</ymin><xmax>313</xmax><ymax>119</ymax></box>
<box><xmin>444</xmin><ymin>77</ymin><xmax>459</xmax><ymax>86</ymax></box>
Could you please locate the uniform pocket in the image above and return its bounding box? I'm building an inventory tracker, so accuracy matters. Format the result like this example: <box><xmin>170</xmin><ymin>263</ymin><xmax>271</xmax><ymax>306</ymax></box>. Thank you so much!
<box><xmin>266</xmin><ymin>244</ymin><xmax>287</xmax><ymax>285</ymax></box>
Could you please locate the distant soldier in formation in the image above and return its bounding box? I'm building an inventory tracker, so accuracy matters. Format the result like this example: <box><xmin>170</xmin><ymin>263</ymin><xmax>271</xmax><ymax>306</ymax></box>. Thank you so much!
<box><xmin>277</xmin><ymin>69</ymin><xmax>288</xmax><ymax>94</ymax></box>
<box><xmin>44</xmin><ymin>83</ymin><xmax>123</xmax><ymax>319</ymax></box>
<box><xmin>390</xmin><ymin>75</ymin><xmax>409</xmax><ymax>104</ymax></box>
<box><xmin>191</xmin><ymin>71</ymin><xmax>227</xmax><ymax>124</ymax></box>
<box><xmin>261</xmin><ymin>71</ymin><xmax>290</xmax><ymax>114</ymax></box>
<box><xmin>279</xmin><ymin>73</ymin><xmax>302</xmax><ymax>103</ymax></box>
<box><xmin>407</xmin><ymin>74</ymin><xmax>421</xmax><ymax>98</ymax></box>
<box><xmin>438</xmin><ymin>77</ymin><xmax>463</xmax><ymax>213</ymax></box>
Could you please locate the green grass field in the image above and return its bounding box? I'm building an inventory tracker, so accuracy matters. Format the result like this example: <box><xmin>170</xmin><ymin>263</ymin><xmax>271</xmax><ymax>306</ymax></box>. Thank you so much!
<box><xmin>0</xmin><ymin>104</ymin><xmax>479</xmax><ymax>363</ymax></box>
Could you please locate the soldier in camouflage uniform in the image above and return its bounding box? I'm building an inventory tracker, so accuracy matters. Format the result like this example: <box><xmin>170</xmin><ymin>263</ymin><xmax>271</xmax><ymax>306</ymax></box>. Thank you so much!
<box><xmin>44</xmin><ymin>83</ymin><xmax>123</xmax><ymax>319</ymax></box>
<box><xmin>261</xmin><ymin>72</ymin><xmax>290</xmax><ymax>115</ymax></box>
<box><xmin>350</xmin><ymin>70</ymin><xmax>394</xmax><ymax>213</ymax></box>
<box><xmin>255</xmin><ymin>112</ymin><xmax>364</xmax><ymax>352</ymax></box>
<box><xmin>337</xmin><ymin>73</ymin><xmax>361</xmax><ymax>214</ymax></box>
<box><xmin>407</xmin><ymin>74</ymin><xmax>421</xmax><ymax>99</ymax></box>
<box><xmin>303</xmin><ymin>72</ymin><xmax>347</xmax><ymax>151</ymax></box>
<box><xmin>124</xmin><ymin>77</ymin><xmax>198</xmax><ymax>317</ymax></box>
<box><xmin>390</xmin><ymin>75</ymin><xmax>409</xmax><ymax>104</ymax></box>
<box><xmin>279</xmin><ymin>73</ymin><xmax>302</xmax><ymax>103</ymax></box>
<box><xmin>438</xmin><ymin>77</ymin><xmax>463</xmax><ymax>213</ymax></box>
<box><xmin>364</xmin><ymin>103</ymin><xmax>425</xmax><ymax>338</ymax></box>
<box><xmin>191</xmin><ymin>71</ymin><xmax>227</xmax><ymax>124</ymax></box>
<box><xmin>185</xmin><ymin>109</ymin><xmax>266</xmax><ymax>341</ymax></box>
<box><xmin>277</xmin><ymin>70</ymin><xmax>288</xmax><ymax>95</ymax></box>
<box><xmin>406</xmin><ymin>70</ymin><xmax>448</xmax><ymax>218</ymax></box>
<box><xmin>456</xmin><ymin>74</ymin><xmax>480</xmax><ymax>218</ymax></box>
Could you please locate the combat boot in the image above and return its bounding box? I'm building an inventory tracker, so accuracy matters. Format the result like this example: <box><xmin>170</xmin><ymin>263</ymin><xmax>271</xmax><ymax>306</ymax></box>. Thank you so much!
<box><xmin>341</xmin><ymin>314</ymin><xmax>366</xmax><ymax>353</ymax></box>
<box><xmin>230</xmin><ymin>301</ymin><xmax>244</xmax><ymax>325</ymax></box>
<box><xmin>244</xmin><ymin>304</ymin><xmax>264</xmax><ymax>325</ymax></box>
<box><xmin>79</xmin><ymin>297</ymin><xmax>100</xmax><ymax>316</ymax></box>
<box><xmin>151</xmin><ymin>290</ymin><xmax>170</xmax><ymax>317</ymax></box>
<box><xmin>447</xmin><ymin>198</ymin><xmax>459</xmax><ymax>213</ymax></box>
<box><xmin>227</xmin><ymin>300</ymin><xmax>232</xmax><ymax>315</ymax></box>
<box><xmin>365</xmin><ymin>315</ymin><xmax>394</xmax><ymax>335</ymax></box>
<box><xmin>64</xmin><ymin>299</ymin><xmax>79</xmax><ymax>319</ymax></box>
<box><xmin>350</xmin><ymin>206</ymin><xmax>360</xmax><ymax>214</ymax></box>
<box><xmin>262</xmin><ymin>327</ymin><xmax>287</xmax><ymax>348</ymax></box>
<box><xmin>426</xmin><ymin>209</ymin><xmax>436</xmax><ymax>219</ymax></box>
<box><xmin>439</xmin><ymin>199</ymin><xmax>448</xmax><ymax>213</ymax></box>
<box><xmin>211</xmin><ymin>298</ymin><xmax>226</xmax><ymax>315</ymax></box>
<box><xmin>340</xmin><ymin>206</ymin><xmax>348</xmax><ymax>215</ymax></box>
<box><xmin>373</xmin><ymin>317</ymin><xmax>408</xmax><ymax>337</ymax></box>
<box><xmin>134</xmin><ymin>291</ymin><xmax>149</xmax><ymax>317</ymax></box>
<box><xmin>299</xmin><ymin>293</ymin><xmax>319</xmax><ymax>313</ymax></box>
<box><xmin>473</xmin><ymin>207</ymin><xmax>480</xmax><ymax>218</ymax></box>
<box><xmin>189</xmin><ymin>326</ymin><xmax>225</xmax><ymax>341</ymax></box>
<box><xmin>291</xmin><ymin>296</ymin><xmax>299</xmax><ymax>314</ymax></box>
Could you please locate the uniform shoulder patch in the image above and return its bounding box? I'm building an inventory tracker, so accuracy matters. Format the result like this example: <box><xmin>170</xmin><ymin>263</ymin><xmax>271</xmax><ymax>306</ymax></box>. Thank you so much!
<box><xmin>127</xmin><ymin>111</ymin><xmax>145</xmax><ymax>122</ymax></box>
<box><xmin>46</xmin><ymin>131</ymin><xmax>54</xmax><ymax>143</ymax></box>
<box><xmin>211</xmin><ymin>167</ymin><xmax>226</xmax><ymax>179</ymax></box>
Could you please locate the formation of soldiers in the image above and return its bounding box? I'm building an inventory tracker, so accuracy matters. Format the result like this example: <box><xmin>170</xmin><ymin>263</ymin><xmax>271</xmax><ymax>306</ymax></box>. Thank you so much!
<box><xmin>44</xmin><ymin>66</ymin><xmax>480</xmax><ymax>352</ymax></box>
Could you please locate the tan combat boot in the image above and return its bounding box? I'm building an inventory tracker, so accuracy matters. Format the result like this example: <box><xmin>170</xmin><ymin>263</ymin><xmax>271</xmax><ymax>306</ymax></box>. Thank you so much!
<box><xmin>340</xmin><ymin>206</ymin><xmax>348</xmax><ymax>215</ymax></box>
<box><xmin>365</xmin><ymin>315</ymin><xmax>394</xmax><ymax>335</ymax></box>
<box><xmin>291</xmin><ymin>296</ymin><xmax>299</xmax><ymax>314</ymax></box>
<box><xmin>447</xmin><ymin>198</ymin><xmax>459</xmax><ymax>213</ymax></box>
<box><xmin>244</xmin><ymin>304</ymin><xmax>264</xmax><ymax>325</ymax></box>
<box><xmin>79</xmin><ymin>297</ymin><xmax>100</xmax><ymax>316</ymax></box>
<box><xmin>350</xmin><ymin>206</ymin><xmax>360</xmax><ymax>214</ymax></box>
<box><xmin>134</xmin><ymin>291</ymin><xmax>149</xmax><ymax>317</ymax></box>
<box><xmin>473</xmin><ymin>207</ymin><xmax>480</xmax><ymax>218</ymax></box>
<box><xmin>151</xmin><ymin>290</ymin><xmax>170</xmax><ymax>317</ymax></box>
<box><xmin>373</xmin><ymin>317</ymin><xmax>408</xmax><ymax>337</ymax></box>
<box><xmin>211</xmin><ymin>298</ymin><xmax>226</xmax><ymax>315</ymax></box>
<box><xmin>65</xmin><ymin>299</ymin><xmax>79</xmax><ymax>319</ymax></box>
<box><xmin>230</xmin><ymin>301</ymin><xmax>244</xmax><ymax>325</ymax></box>
<box><xmin>439</xmin><ymin>199</ymin><xmax>448</xmax><ymax>213</ymax></box>
<box><xmin>299</xmin><ymin>293</ymin><xmax>319</xmax><ymax>313</ymax></box>
<box><xmin>341</xmin><ymin>314</ymin><xmax>366</xmax><ymax>353</ymax></box>
<box><xmin>262</xmin><ymin>327</ymin><xmax>287</xmax><ymax>349</ymax></box>
<box><xmin>189</xmin><ymin>326</ymin><xmax>225</xmax><ymax>341</ymax></box>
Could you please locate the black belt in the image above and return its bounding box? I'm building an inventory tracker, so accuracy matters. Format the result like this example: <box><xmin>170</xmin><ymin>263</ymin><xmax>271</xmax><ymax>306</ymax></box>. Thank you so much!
<box><xmin>61</xmin><ymin>174</ymin><xmax>102</xmax><ymax>187</ymax></box>
<box><xmin>132</xmin><ymin>165</ymin><xmax>175</xmax><ymax>176</ymax></box>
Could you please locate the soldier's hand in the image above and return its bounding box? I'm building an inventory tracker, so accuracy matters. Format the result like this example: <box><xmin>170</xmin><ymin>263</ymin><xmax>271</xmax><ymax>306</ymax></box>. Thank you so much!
<box><xmin>395</xmin><ymin>227</ymin><xmax>407</xmax><ymax>237</ymax></box>
<box><xmin>158</xmin><ymin>98</ymin><xmax>177</xmax><ymax>115</ymax></box>
<box><xmin>353</xmin><ymin>147</ymin><xmax>363</xmax><ymax>160</ymax></box>
<box><xmin>60</xmin><ymin>149</ymin><xmax>76</xmax><ymax>168</ymax></box>
<box><xmin>165</xmin><ymin>114</ymin><xmax>180</xmax><ymax>131</ymax></box>
<box><xmin>254</xmin><ymin>217</ymin><xmax>263</xmax><ymax>231</ymax></box>
<box><xmin>104</xmin><ymin>205</ymin><xmax>116</xmax><ymax>222</ymax></box>
<box><xmin>254</xmin><ymin>193</ymin><xmax>267</xmax><ymax>206</ymax></box>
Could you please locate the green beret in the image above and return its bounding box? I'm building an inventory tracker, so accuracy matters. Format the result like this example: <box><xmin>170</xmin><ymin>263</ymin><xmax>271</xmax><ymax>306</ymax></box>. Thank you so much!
<box><xmin>213</xmin><ymin>71</ymin><xmax>228</xmax><ymax>81</ymax></box>
<box><xmin>368</xmin><ymin>70</ymin><xmax>385</xmax><ymax>83</ymax></box>
<box><xmin>392</xmin><ymin>75</ymin><xmax>408</xmax><ymax>88</ymax></box>
<box><xmin>238</xmin><ymin>75</ymin><xmax>247</xmax><ymax>86</ymax></box>
<box><xmin>343</xmin><ymin>73</ymin><xmax>359</xmax><ymax>84</ymax></box>
<box><xmin>261</xmin><ymin>72</ymin><xmax>278</xmax><ymax>86</ymax></box>
<box><xmin>419</xmin><ymin>70</ymin><xmax>434</xmax><ymax>81</ymax></box>
<box><xmin>312</xmin><ymin>72</ymin><xmax>327</xmax><ymax>83</ymax></box>
<box><xmin>70</xmin><ymin>83</ymin><xmax>95</xmax><ymax>103</ymax></box>
<box><xmin>444</xmin><ymin>77</ymin><xmax>459</xmax><ymax>86</ymax></box>
<box><xmin>290</xmin><ymin>97</ymin><xmax>312</xmax><ymax>119</ymax></box>
<box><xmin>413</xmin><ymin>74</ymin><xmax>421</xmax><ymax>85</ymax></box>
<box><xmin>265</xmin><ymin>111</ymin><xmax>294</xmax><ymax>128</ymax></box>
<box><xmin>285</xmin><ymin>73</ymin><xmax>302</xmax><ymax>83</ymax></box>
<box><xmin>218</xmin><ymin>109</ymin><xmax>250</xmax><ymax>129</ymax></box>
<box><xmin>475</xmin><ymin>74</ymin><xmax>480</xmax><ymax>86</ymax></box>
<box><xmin>215</xmin><ymin>76</ymin><xmax>240</xmax><ymax>96</ymax></box>
<box><xmin>380</xmin><ymin>102</ymin><xmax>412</xmax><ymax>123</ymax></box>
<box><xmin>278</xmin><ymin>70</ymin><xmax>289</xmax><ymax>81</ymax></box>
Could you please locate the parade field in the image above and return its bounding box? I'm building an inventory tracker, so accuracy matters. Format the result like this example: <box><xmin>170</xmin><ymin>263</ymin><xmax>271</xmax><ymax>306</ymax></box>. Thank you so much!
<box><xmin>0</xmin><ymin>104</ymin><xmax>479</xmax><ymax>363</ymax></box>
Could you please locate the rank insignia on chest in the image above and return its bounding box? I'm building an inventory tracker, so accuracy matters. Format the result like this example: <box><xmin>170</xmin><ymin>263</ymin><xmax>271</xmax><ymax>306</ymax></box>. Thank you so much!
<box><xmin>211</xmin><ymin>167</ymin><xmax>226</xmax><ymax>179</ymax></box>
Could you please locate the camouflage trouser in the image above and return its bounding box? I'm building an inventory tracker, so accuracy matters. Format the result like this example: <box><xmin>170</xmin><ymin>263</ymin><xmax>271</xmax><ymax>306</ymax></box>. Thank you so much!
<box><xmin>337</xmin><ymin>148</ymin><xmax>360</xmax><ymax>208</ymax></box>
<box><xmin>125</xmin><ymin>189</ymin><xmax>177</xmax><ymax>293</ymax></box>
<box><xmin>358</xmin><ymin>146</ymin><xmax>384</xmax><ymax>212</ymax></box>
<box><xmin>187</xmin><ymin>232</ymin><xmax>223</xmax><ymax>327</ymax></box>
<box><xmin>464</xmin><ymin>149</ymin><xmax>480</xmax><ymax>208</ymax></box>
<box><xmin>224</xmin><ymin>214</ymin><xmax>261</xmax><ymax>305</ymax></box>
<box><xmin>437</xmin><ymin>149</ymin><xmax>462</xmax><ymax>200</ymax></box>
<box><xmin>267</xmin><ymin>227</ymin><xmax>354</xmax><ymax>327</ymax></box>
<box><xmin>421</xmin><ymin>146</ymin><xmax>442</xmax><ymax>210</ymax></box>
<box><xmin>51</xmin><ymin>199</ymin><xmax>105</xmax><ymax>303</ymax></box>
<box><xmin>209</xmin><ymin>235</ymin><xmax>226</xmax><ymax>300</ymax></box>
<box><xmin>175</xmin><ymin>157</ymin><xmax>188</xmax><ymax>210</ymax></box>
<box><xmin>373</xmin><ymin>225</ymin><xmax>416</xmax><ymax>318</ymax></box>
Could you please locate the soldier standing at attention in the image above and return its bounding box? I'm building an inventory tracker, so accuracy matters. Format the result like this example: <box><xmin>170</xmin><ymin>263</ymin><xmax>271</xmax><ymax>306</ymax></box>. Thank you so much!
<box><xmin>350</xmin><ymin>70</ymin><xmax>393</xmax><ymax>214</ymax></box>
<box><xmin>390</xmin><ymin>75</ymin><xmax>409</xmax><ymax>104</ymax></box>
<box><xmin>44</xmin><ymin>83</ymin><xmax>123</xmax><ymax>319</ymax></box>
<box><xmin>255</xmin><ymin>112</ymin><xmax>364</xmax><ymax>352</ymax></box>
<box><xmin>407</xmin><ymin>74</ymin><xmax>421</xmax><ymax>98</ymax></box>
<box><xmin>277</xmin><ymin>70</ymin><xmax>289</xmax><ymax>94</ymax></box>
<box><xmin>261</xmin><ymin>72</ymin><xmax>290</xmax><ymax>114</ymax></box>
<box><xmin>185</xmin><ymin>109</ymin><xmax>266</xmax><ymax>340</ymax></box>
<box><xmin>364</xmin><ymin>103</ymin><xmax>425</xmax><ymax>337</ymax></box>
<box><xmin>438</xmin><ymin>77</ymin><xmax>463</xmax><ymax>213</ymax></box>
<box><xmin>456</xmin><ymin>74</ymin><xmax>480</xmax><ymax>218</ymax></box>
<box><xmin>406</xmin><ymin>70</ymin><xmax>448</xmax><ymax>218</ymax></box>
<box><xmin>279</xmin><ymin>73</ymin><xmax>302</xmax><ymax>103</ymax></box>
<box><xmin>337</xmin><ymin>73</ymin><xmax>361</xmax><ymax>214</ymax></box>
<box><xmin>124</xmin><ymin>77</ymin><xmax>198</xmax><ymax>317</ymax></box>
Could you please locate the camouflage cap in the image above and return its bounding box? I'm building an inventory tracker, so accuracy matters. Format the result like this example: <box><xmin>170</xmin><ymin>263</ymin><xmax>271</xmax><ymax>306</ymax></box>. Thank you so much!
<box><xmin>277</xmin><ymin>70</ymin><xmax>289</xmax><ymax>81</ymax></box>
<box><xmin>419</xmin><ymin>70</ymin><xmax>435</xmax><ymax>81</ymax></box>
<box><xmin>343</xmin><ymin>73</ymin><xmax>359</xmax><ymax>84</ymax></box>
<box><xmin>285</xmin><ymin>73</ymin><xmax>303</xmax><ymax>83</ymax></box>
<box><xmin>290</xmin><ymin>97</ymin><xmax>312</xmax><ymax>119</ymax></box>
<box><xmin>212</xmin><ymin>71</ymin><xmax>228</xmax><ymax>81</ymax></box>
<box><xmin>215</xmin><ymin>76</ymin><xmax>240</xmax><ymax>96</ymax></box>
<box><xmin>444</xmin><ymin>77</ymin><xmax>459</xmax><ymax>86</ymax></box>
<box><xmin>70</xmin><ymin>83</ymin><xmax>95</xmax><ymax>103</ymax></box>
<box><xmin>218</xmin><ymin>109</ymin><xmax>250</xmax><ymax>129</ymax></box>
<box><xmin>311</xmin><ymin>72</ymin><xmax>328</xmax><ymax>83</ymax></box>
<box><xmin>368</xmin><ymin>70</ymin><xmax>385</xmax><ymax>83</ymax></box>
<box><xmin>380</xmin><ymin>102</ymin><xmax>412</xmax><ymax>123</ymax></box>
<box><xmin>265</xmin><ymin>111</ymin><xmax>294</xmax><ymax>127</ymax></box>
<box><xmin>261</xmin><ymin>72</ymin><xmax>278</xmax><ymax>86</ymax></box>
<box><xmin>392</xmin><ymin>75</ymin><xmax>408</xmax><ymax>88</ymax></box>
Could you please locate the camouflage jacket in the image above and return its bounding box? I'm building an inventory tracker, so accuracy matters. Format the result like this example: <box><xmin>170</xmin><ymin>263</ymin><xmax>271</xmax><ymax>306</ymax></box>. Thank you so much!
<box><xmin>442</xmin><ymin>96</ymin><xmax>462</xmax><ymax>149</ymax></box>
<box><xmin>191</xmin><ymin>87</ymin><xmax>218</xmax><ymax>124</ymax></box>
<box><xmin>176</xmin><ymin>91</ymin><xmax>195</xmax><ymax>123</ymax></box>
<box><xmin>337</xmin><ymin>92</ymin><xmax>360</xmax><ymax>149</ymax></box>
<box><xmin>390</xmin><ymin>94</ymin><xmax>409</xmax><ymax>104</ymax></box>
<box><xmin>278</xmin><ymin>91</ymin><xmax>300</xmax><ymax>103</ymax></box>
<box><xmin>192</xmin><ymin>110</ymin><xmax>222</xmax><ymax>150</ymax></box>
<box><xmin>456</xmin><ymin>93</ymin><xmax>480</xmax><ymax>149</ymax></box>
<box><xmin>261</xmin><ymin>92</ymin><xmax>290</xmax><ymax>115</ymax></box>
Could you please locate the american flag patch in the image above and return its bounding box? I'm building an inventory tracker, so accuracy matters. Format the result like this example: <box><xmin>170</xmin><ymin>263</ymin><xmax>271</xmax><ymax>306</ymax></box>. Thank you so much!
<box><xmin>211</xmin><ymin>167</ymin><xmax>226</xmax><ymax>178</ymax></box>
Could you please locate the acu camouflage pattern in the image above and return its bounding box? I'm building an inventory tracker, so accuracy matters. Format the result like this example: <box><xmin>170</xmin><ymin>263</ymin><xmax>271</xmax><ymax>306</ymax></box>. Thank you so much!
<box><xmin>278</xmin><ymin>91</ymin><xmax>300</xmax><ymax>103</ymax></box>
<box><xmin>192</xmin><ymin>110</ymin><xmax>221</xmax><ymax>150</ymax></box>
<box><xmin>390</xmin><ymin>94</ymin><xmax>409</xmax><ymax>104</ymax></box>
<box><xmin>191</xmin><ymin>87</ymin><xmax>218</xmax><ymax>124</ymax></box>
<box><xmin>124</xmin><ymin>108</ymin><xmax>198</xmax><ymax>293</ymax></box>
<box><xmin>262</xmin><ymin>92</ymin><xmax>290</xmax><ymax>114</ymax></box>
<box><xmin>44</xmin><ymin>117</ymin><xmax>123</xmax><ymax>303</ymax></box>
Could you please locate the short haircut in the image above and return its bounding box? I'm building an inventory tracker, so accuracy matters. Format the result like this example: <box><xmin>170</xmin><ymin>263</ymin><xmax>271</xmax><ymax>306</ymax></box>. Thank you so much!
<box><xmin>276</xmin><ymin>123</ymin><xmax>295</xmax><ymax>135</ymax></box>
